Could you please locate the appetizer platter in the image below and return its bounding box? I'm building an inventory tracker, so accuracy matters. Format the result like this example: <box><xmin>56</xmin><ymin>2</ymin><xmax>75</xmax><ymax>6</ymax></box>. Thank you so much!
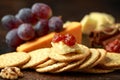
<box><xmin>0</xmin><ymin>2</ymin><xmax>120</xmax><ymax>80</ymax></box>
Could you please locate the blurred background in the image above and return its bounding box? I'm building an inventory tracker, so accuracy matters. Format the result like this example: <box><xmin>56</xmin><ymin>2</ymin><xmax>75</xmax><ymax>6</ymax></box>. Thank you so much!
<box><xmin>0</xmin><ymin>0</ymin><xmax>120</xmax><ymax>53</ymax></box>
<box><xmin>0</xmin><ymin>0</ymin><xmax>120</xmax><ymax>21</ymax></box>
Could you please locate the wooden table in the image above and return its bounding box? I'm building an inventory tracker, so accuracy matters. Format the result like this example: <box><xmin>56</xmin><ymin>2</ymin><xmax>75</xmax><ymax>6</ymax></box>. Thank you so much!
<box><xmin>19</xmin><ymin>70</ymin><xmax>120</xmax><ymax>80</ymax></box>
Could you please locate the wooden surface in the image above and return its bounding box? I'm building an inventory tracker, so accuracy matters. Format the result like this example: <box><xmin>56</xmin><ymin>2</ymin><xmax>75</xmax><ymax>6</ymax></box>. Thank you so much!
<box><xmin>19</xmin><ymin>70</ymin><xmax>120</xmax><ymax>80</ymax></box>
<box><xmin>0</xmin><ymin>0</ymin><xmax>120</xmax><ymax>80</ymax></box>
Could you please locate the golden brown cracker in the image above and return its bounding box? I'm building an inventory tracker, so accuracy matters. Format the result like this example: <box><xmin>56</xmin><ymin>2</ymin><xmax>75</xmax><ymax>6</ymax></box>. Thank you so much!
<box><xmin>36</xmin><ymin>62</ymin><xmax>68</xmax><ymax>73</ymax></box>
<box><xmin>52</xmin><ymin>57</ymin><xmax>86</xmax><ymax>73</ymax></box>
<box><xmin>35</xmin><ymin>59</ymin><xmax>56</xmax><ymax>68</ymax></box>
<box><xmin>21</xmin><ymin>48</ymin><xmax>50</xmax><ymax>69</ymax></box>
<box><xmin>49</xmin><ymin>44</ymin><xmax>90</xmax><ymax>62</ymax></box>
<box><xmin>81</xmin><ymin>67</ymin><xmax>114</xmax><ymax>73</ymax></box>
<box><xmin>76</xmin><ymin>48</ymin><xmax>100</xmax><ymax>69</ymax></box>
<box><xmin>88</xmin><ymin>48</ymin><xmax>107</xmax><ymax>68</ymax></box>
<box><xmin>0</xmin><ymin>52</ymin><xmax>30</xmax><ymax>69</ymax></box>
<box><xmin>98</xmin><ymin>52</ymin><xmax>120</xmax><ymax>69</ymax></box>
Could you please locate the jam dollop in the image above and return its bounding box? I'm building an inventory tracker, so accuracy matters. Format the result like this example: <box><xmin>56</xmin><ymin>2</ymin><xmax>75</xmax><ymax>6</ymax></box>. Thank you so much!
<box><xmin>105</xmin><ymin>39</ymin><xmax>120</xmax><ymax>53</ymax></box>
<box><xmin>52</xmin><ymin>33</ymin><xmax>76</xmax><ymax>46</ymax></box>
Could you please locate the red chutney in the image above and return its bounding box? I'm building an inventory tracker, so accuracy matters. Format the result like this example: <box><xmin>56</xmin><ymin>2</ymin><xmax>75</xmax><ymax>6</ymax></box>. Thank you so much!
<box><xmin>105</xmin><ymin>39</ymin><xmax>120</xmax><ymax>53</ymax></box>
<box><xmin>52</xmin><ymin>33</ymin><xmax>76</xmax><ymax>46</ymax></box>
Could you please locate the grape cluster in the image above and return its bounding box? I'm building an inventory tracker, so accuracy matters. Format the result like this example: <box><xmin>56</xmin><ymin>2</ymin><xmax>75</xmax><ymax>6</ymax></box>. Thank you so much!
<box><xmin>1</xmin><ymin>3</ymin><xmax>63</xmax><ymax>48</ymax></box>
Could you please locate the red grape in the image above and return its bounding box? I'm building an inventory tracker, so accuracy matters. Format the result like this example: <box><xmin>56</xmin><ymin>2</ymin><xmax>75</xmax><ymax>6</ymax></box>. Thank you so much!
<box><xmin>6</xmin><ymin>29</ymin><xmax>24</xmax><ymax>48</ymax></box>
<box><xmin>34</xmin><ymin>19</ymin><xmax>49</xmax><ymax>37</ymax></box>
<box><xmin>17</xmin><ymin>23</ymin><xmax>35</xmax><ymax>41</ymax></box>
<box><xmin>2</xmin><ymin>3</ymin><xmax>65</xmax><ymax>49</ymax></box>
<box><xmin>16</xmin><ymin>8</ymin><xmax>38</xmax><ymax>24</ymax></box>
<box><xmin>48</xmin><ymin>16</ymin><xmax>63</xmax><ymax>32</ymax></box>
<box><xmin>1</xmin><ymin>15</ymin><xmax>22</xmax><ymax>30</ymax></box>
<box><xmin>32</xmin><ymin>3</ymin><xmax>52</xmax><ymax>19</ymax></box>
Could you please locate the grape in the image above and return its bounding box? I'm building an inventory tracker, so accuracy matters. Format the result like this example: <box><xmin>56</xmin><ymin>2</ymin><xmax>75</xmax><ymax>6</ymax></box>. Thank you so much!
<box><xmin>32</xmin><ymin>3</ymin><xmax>52</xmax><ymax>19</ymax></box>
<box><xmin>17</xmin><ymin>23</ymin><xmax>35</xmax><ymax>40</ymax></box>
<box><xmin>16</xmin><ymin>8</ymin><xmax>37</xmax><ymax>24</ymax></box>
<box><xmin>34</xmin><ymin>19</ymin><xmax>49</xmax><ymax>37</ymax></box>
<box><xmin>48</xmin><ymin>16</ymin><xmax>63</xmax><ymax>32</ymax></box>
<box><xmin>1</xmin><ymin>15</ymin><xmax>22</xmax><ymax>30</ymax></box>
<box><xmin>6</xmin><ymin>29</ymin><xmax>24</xmax><ymax>48</ymax></box>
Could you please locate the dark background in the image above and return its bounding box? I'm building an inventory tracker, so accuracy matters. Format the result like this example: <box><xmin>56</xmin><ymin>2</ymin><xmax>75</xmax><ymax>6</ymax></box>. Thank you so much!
<box><xmin>0</xmin><ymin>0</ymin><xmax>120</xmax><ymax>53</ymax></box>
<box><xmin>0</xmin><ymin>0</ymin><xmax>120</xmax><ymax>21</ymax></box>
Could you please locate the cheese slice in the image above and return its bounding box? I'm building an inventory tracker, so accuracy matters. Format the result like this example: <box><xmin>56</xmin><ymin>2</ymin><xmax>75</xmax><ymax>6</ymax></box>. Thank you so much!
<box><xmin>16</xmin><ymin>22</ymin><xmax>82</xmax><ymax>52</ymax></box>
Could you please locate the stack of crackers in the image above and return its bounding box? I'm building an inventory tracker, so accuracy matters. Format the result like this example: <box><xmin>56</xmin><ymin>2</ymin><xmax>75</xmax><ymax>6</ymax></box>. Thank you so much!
<box><xmin>0</xmin><ymin>44</ymin><xmax>120</xmax><ymax>73</ymax></box>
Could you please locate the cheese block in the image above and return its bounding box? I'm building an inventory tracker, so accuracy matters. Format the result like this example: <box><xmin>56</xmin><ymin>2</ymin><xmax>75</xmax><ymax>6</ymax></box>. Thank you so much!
<box><xmin>62</xmin><ymin>22</ymin><xmax>82</xmax><ymax>43</ymax></box>
<box><xmin>17</xmin><ymin>32</ymin><xmax>55</xmax><ymax>52</ymax></box>
<box><xmin>16</xmin><ymin>22</ymin><xmax>82</xmax><ymax>52</ymax></box>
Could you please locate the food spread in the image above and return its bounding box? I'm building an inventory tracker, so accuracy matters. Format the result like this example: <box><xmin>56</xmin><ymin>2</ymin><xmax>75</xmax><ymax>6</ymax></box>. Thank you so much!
<box><xmin>0</xmin><ymin>2</ymin><xmax>120</xmax><ymax>80</ymax></box>
<box><xmin>0</xmin><ymin>33</ymin><xmax>120</xmax><ymax>79</ymax></box>
<box><xmin>16</xmin><ymin>22</ymin><xmax>82</xmax><ymax>52</ymax></box>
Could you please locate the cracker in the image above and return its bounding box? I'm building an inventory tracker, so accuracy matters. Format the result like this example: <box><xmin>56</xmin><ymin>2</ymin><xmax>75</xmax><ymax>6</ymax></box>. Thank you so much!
<box><xmin>0</xmin><ymin>52</ymin><xmax>30</xmax><ymax>69</ymax></box>
<box><xmin>52</xmin><ymin>57</ymin><xmax>86</xmax><ymax>73</ymax></box>
<box><xmin>35</xmin><ymin>59</ymin><xmax>56</xmax><ymax>68</ymax></box>
<box><xmin>49</xmin><ymin>44</ymin><xmax>90</xmax><ymax>62</ymax></box>
<box><xmin>36</xmin><ymin>62</ymin><xmax>68</xmax><ymax>73</ymax></box>
<box><xmin>98</xmin><ymin>52</ymin><xmax>120</xmax><ymax>69</ymax></box>
<box><xmin>81</xmin><ymin>67</ymin><xmax>114</xmax><ymax>73</ymax></box>
<box><xmin>21</xmin><ymin>48</ymin><xmax>50</xmax><ymax>69</ymax></box>
<box><xmin>88</xmin><ymin>48</ymin><xmax>107</xmax><ymax>68</ymax></box>
<box><xmin>76</xmin><ymin>48</ymin><xmax>100</xmax><ymax>69</ymax></box>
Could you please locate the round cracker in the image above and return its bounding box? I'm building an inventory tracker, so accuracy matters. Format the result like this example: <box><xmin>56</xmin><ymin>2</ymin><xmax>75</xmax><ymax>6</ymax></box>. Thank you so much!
<box><xmin>52</xmin><ymin>57</ymin><xmax>86</xmax><ymax>73</ymax></box>
<box><xmin>81</xmin><ymin>67</ymin><xmax>114</xmax><ymax>73</ymax></box>
<box><xmin>49</xmin><ymin>44</ymin><xmax>90</xmax><ymax>62</ymax></box>
<box><xmin>35</xmin><ymin>59</ymin><xmax>56</xmax><ymax>68</ymax></box>
<box><xmin>76</xmin><ymin>48</ymin><xmax>100</xmax><ymax>69</ymax></box>
<box><xmin>36</xmin><ymin>62</ymin><xmax>68</xmax><ymax>73</ymax></box>
<box><xmin>21</xmin><ymin>48</ymin><xmax>50</xmax><ymax>69</ymax></box>
<box><xmin>0</xmin><ymin>52</ymin><xmax>30</xmax><ymax>69</ymax></box>
<box><xmin>98</xmin><ymin>52</ymin><xmax>120</xmax><ymax>69</ymax></box>
<box><xmin>88</xmin><ymin>48</ymin><xmax>107</xmax><ymax>68</ymax></box>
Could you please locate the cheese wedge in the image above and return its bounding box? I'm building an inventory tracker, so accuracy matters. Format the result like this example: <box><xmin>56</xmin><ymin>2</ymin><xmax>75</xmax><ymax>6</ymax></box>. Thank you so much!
<box><xmin>62</xmin><ymin>22</ymin><xmax>82</xmax><ymax>43</ymax></box>
<box><xmin>16</xmin><ymin>22</ymin><xmax>82</xmax><ymax>52</ymax></box>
